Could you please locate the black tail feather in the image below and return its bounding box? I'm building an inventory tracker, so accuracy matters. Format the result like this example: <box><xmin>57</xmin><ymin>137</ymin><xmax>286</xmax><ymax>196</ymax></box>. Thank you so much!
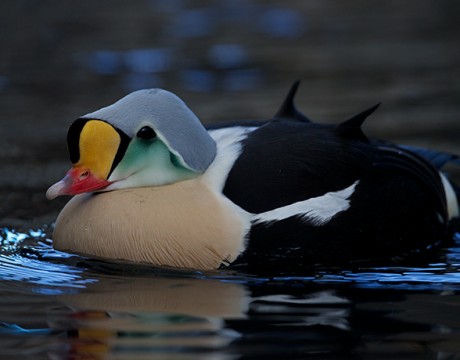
<box><xmin>336</xmin><ymin>103</ymin><xmax>381</xmax><ymax>142</ymax></box>
<box><xmin>274</xmin><ymin>80</ymin><xmax>311</xmax><ymax>122</ymax></box>
<box><xmin>398</xmin><ymin>145</ymin><xmax>460</xmax><ymax>222</ymax></box>
<box><xmin>398</xmin><ymin>145</ymin><xmax>460</xmax><ymax>170</ymax></box>
<box><xmin>374</xmin><ymin>145</ymin><xmax>449</xmax><ymax>222</ymax></box>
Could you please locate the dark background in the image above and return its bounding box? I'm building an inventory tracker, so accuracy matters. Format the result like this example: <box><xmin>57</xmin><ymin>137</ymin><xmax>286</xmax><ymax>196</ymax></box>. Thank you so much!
<box><xmin>1</xmin><ymin>0</ymin><xmax>459</xmax><ymax>228</ymax></box>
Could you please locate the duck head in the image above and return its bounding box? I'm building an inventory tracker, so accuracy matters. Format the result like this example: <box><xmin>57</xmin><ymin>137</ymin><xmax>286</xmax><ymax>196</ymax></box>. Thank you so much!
<box><xmin>46</xmin><ymin>89</ymin><xmax>216</xmax><ymax>199</ymax></box>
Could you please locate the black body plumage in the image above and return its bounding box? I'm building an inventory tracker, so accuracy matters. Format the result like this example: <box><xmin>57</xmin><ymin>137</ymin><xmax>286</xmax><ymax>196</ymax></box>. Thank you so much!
<box><xmin>215</xmin><ymin>82</ymin><xmax>457</xmax><ymax>271</ymax></box>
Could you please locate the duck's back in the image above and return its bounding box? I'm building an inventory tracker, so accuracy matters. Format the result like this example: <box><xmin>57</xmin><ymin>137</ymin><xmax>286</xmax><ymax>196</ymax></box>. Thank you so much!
<box><xmin>221</xmin><ymin>119</ymin><xmax>452</xmax><ymax>270</ymax></box>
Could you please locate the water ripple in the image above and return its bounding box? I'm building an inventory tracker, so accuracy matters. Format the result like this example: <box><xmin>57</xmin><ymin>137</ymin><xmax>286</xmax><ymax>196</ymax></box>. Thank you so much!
<box><xmin>0</xmin><ymin>228</ymin><xmax>96</xmax><ymax>294</ymax></box>
<box><xmin>2</xmin><ymin>228</ymin><xmax>460</xmax><ymax>292</ymax></box>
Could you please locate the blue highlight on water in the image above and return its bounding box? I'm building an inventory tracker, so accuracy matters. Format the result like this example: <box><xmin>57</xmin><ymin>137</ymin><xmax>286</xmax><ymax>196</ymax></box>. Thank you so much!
<box><xmin>77</xmin><ymin>2</ymin><xmax>306</xmax><ymax>93</ymax></box>
<box><xmin>0</xmin><ymin>76</ymin><xmax>9</xmax><ymax>91</ymax></box>
<box><xmin>0</xmin><ymin>228</ymin><xmax>96</xmax><ymax>293</ymax></box>
<box><xmin>2</xmin><ymin>227</ymin><xmax>460</xmax><ymax>292</ymax></box>
<box><xmin>257</xmin><ymin>7</ymin><xmax>305</xmax><ymax>38</ymax></box>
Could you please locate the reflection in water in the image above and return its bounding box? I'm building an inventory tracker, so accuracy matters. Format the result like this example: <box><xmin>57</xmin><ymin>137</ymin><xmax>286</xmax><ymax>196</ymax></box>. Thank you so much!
<box><xmin>62</xmin><ymin>276</ymin><xmax>249</xmax><ymax>319</ymax></box>
<box><xmin>54</xmin><ymin>277</ymin><xmax>248</xmax><ymax>359</ymax></box>
<box><xmin>1</xmin><ymin>228</ymin><xmax>460</xmax><ymax>358</ymax></box>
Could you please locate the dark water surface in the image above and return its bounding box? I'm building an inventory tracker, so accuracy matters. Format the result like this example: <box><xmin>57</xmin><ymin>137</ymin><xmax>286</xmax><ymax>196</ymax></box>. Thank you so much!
<box><xmin>2</xmin><ymin>228</ymin><xmax>460</xmax><ymax>359</ymax></box>
<box><xmin>2</xmin><ymin>1</ymin><xmax>460</xmax><ymax>359</ymax></box>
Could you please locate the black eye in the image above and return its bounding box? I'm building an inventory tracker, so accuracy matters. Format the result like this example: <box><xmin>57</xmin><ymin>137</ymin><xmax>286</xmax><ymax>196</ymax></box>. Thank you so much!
<box><xmin>136</xmin><ymin>126</ymin><xmax>156</xmax><ymax>140</ymax></box>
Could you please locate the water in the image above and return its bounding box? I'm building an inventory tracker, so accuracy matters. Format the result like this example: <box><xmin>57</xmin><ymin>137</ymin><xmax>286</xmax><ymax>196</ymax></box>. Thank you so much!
<box><xmin>1</xmin><ymin>228</ymin><xmax>460</xmax><ymax>359</ymax></box>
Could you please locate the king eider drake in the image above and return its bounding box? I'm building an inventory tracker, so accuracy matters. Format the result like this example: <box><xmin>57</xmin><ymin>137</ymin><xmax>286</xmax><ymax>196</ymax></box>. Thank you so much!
<box><xmin>46</xmin><ymin>82</ymin><xmax>460</xmax><ymax>272</ymax></box>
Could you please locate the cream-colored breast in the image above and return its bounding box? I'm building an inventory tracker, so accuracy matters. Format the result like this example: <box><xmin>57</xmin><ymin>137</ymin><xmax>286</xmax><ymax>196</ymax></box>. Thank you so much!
<box><xmin>53</xmin><ymin>179</ymin><xmax>250</xmax><ymax>270</ymax></box>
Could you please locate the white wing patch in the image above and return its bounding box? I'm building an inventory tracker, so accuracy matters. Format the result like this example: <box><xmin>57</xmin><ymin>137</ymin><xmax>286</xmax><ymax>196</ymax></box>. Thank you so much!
<box><xmin>204</xmin><ymin>126</ymin><xmax>258</xmax><ymax>191</ymax></box>
<box><xmin>440</xmin><ymin>172</ymin><xmax>459</xmax><ymax>220</ymax></box>
<box><xmin>254</xmin><ymin>180</ymin><xmax>359</xmax><ymax>226</ymax></box>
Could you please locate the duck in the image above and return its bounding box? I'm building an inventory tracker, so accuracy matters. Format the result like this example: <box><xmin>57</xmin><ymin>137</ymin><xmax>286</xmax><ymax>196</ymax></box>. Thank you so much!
<box><xmin>46</xmin><ymin>82</ymin><xmax>460</xmax><ymax>272</ymax></box>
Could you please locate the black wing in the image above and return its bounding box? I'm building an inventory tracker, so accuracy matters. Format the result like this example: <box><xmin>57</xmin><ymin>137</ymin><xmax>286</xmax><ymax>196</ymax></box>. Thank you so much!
<box><xmin>222</xmin><ymin>119</ymin><xmax>375</xmax><ymax>213</ymax></box>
